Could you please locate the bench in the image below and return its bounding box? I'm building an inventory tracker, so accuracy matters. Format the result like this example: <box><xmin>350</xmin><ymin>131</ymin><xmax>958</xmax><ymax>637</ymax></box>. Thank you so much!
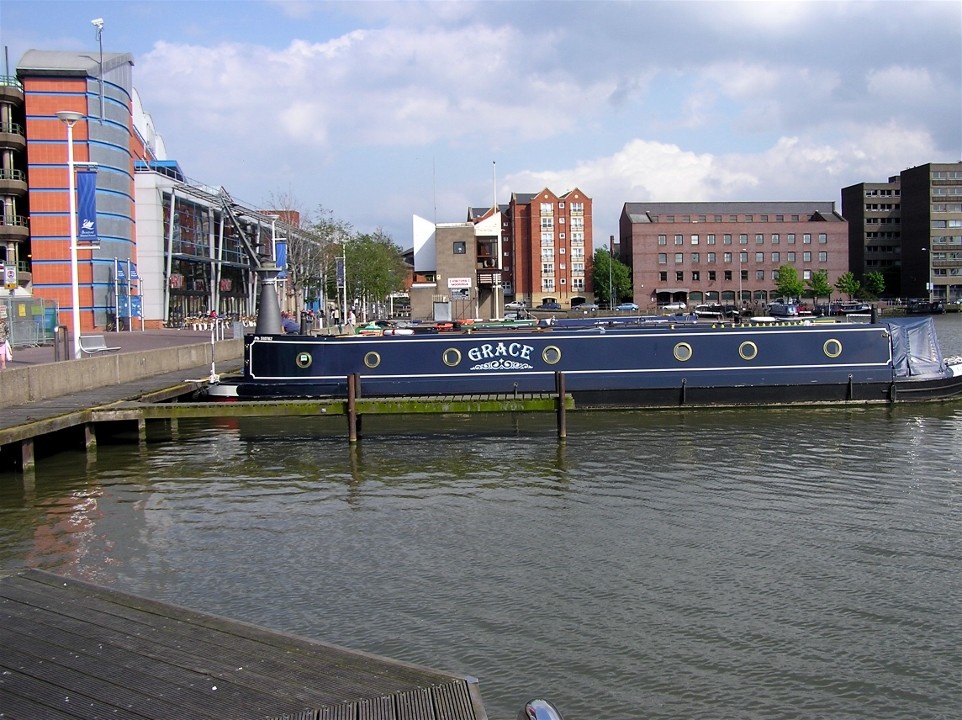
<box><xmin>79</xmin><ymin>334</ymin><xmax>121</xmax><ymax>355</ymax></box>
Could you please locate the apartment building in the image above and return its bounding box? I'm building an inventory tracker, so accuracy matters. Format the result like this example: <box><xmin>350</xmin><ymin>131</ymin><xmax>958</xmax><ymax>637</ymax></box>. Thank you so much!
<box><xmin>618</xmin><ymin>201</ymin><xmax>849</xmax><ymax>310</ymax></box>
<box><xmin>843</xmin><ymin>162</ymin><xmax>962</xmax><ymax>301</ymax></box>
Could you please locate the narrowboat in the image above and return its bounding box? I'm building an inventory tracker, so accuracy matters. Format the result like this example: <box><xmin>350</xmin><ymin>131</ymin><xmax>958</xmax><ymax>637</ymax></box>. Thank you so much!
<box><xmin>206</xmin><ymin>316</ymin><xmax>962</xmax><ymax>408</ymax></box>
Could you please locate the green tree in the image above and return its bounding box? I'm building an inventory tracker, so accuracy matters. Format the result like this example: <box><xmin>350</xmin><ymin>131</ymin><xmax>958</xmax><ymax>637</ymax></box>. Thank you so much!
<box><xmin>806</xmin><ymin>269</ymin><xmax>832</xmax><ymax>305</ymax></box>
<box><xmin>343</xmin><ymin>228</ymin><xmax>408</xmax><ymax>317</ymax></box>
<box><xmin>862</xmin><ymin>271</ymin><xmax>885</xmax><ymax>299</ymax></box>
<box><xmin>590</xmin><ymin>248</ymin><xmax>632</xmax><ymax>305</ymax></box>
<box><xmin>835</xmin><ymin>271</ymin><xmax>860</xmax><ymax>300</ymax></box>
<box><xmin>774</xmin><ymin>264</ymin><xmax>805</xmax><ymax>301</ymax></box>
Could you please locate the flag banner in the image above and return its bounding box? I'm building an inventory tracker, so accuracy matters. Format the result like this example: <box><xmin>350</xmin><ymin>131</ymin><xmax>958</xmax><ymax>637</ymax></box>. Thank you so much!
<box><xmin>129</xmin><ymin>261</ymin><xmax>139</xmax><ymax>280</ymax></box>
<box><xmin>335</xmin><ymin>256</ymin><xmax>345</xmax><ymax>288</ymax></box>
<box><xmin>76</xmin><ymin>170</ymin><xmax>99</xmax><ymax>244</ymax></box>
<box><xmin>275</xmin><ymin>241</ymin><xmax>287</xmax><ymax>279</ymax></box>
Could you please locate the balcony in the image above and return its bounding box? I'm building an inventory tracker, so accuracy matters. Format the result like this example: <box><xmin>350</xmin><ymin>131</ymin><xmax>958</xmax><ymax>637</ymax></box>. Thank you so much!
<box><xmin>0</xmin><ymin>168</ymin><xmax>27</xmax><ymax>196</ymax></box>
<box><xmin>0</xmin><ymin>121</ymin><xmax>25</xmax><ymax>152</ymax></box>
<box><xmin>0</xmin><ymin>213</ymin><xmax>29</xmax><ymax>242</ymax></box>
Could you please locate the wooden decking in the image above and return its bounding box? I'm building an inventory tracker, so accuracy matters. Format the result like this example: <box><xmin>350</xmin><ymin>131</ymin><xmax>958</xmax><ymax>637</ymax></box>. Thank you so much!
<box><xmin>0</xmin><ymin>569</ymin><xmax>488</xmax><ymax>720</ymax></box>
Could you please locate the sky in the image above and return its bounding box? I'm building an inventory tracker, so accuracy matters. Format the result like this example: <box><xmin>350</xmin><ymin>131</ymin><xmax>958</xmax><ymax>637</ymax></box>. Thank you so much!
<box><xmin>3</xmin><ymin>0</ymin><xmax>961</xmax><ymax>248</ymax></box>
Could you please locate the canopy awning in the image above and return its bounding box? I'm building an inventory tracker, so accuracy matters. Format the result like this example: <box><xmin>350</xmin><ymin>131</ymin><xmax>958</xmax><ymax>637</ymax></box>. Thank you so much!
<box><xmin>653</xmin><ymin>288</ymin><xmax>690</xmax><ymax>294</ymax></box>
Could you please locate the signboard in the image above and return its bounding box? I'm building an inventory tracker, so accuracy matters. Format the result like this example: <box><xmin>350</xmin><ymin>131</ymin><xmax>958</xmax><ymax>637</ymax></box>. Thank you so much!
<box><xmin>447</xmin><ymin>277</ymin><xmax>472</xmax><ymax>289</ymax></box>
<box><xmin>76</xmin><ymin>170</ymin><xmax>99</xmax><ymax>244</ymax></box>
<box><xmin>3</xmin><ymin>264</ymin><xmax>16</xmax><ymax>290</ymax></box>
<box><xmin>117</xmin><ymin>295</ymin><xmax>142</xmax><ymax>319</ymax></box>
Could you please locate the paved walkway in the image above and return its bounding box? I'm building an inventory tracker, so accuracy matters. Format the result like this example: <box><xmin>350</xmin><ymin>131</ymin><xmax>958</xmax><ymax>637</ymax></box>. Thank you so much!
<box><xmin>6</xmin><ymin>327</ymin><xmax>234</xmax><ymax>368</ymax></box>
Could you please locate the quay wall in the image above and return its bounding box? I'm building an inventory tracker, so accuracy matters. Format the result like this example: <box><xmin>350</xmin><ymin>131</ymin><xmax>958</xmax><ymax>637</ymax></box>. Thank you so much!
<box><xmin>0</xmin><ymin>339</ymin><xmax>243</xmax><ymax>407</ymax></box>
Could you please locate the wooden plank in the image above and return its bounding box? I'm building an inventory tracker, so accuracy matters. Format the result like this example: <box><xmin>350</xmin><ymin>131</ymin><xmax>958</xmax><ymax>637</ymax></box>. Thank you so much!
<box><xmin>0</xmin><ymin>571</ymin><xmax>485</xmax><ymax>720</ymax></box>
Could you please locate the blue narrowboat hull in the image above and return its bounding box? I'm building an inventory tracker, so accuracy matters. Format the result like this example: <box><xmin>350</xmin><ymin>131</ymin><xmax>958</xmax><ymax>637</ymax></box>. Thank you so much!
<box><xmin>227</xmin><ymin>318</ymin><xmax>962</xmax><ymax>407</ymax></box>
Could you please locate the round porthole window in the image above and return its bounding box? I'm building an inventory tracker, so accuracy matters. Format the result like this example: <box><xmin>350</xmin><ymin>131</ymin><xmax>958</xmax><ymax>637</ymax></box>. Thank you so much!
<box><xmin>295</xmin><ymin>352</ymin><xmax>312</xmax><ymax>369</ymax></box>
<box><xmin>542</xmin><ymin>345</ymin><xmax>562</xmax><ymax>364</ymax></box>
<box><xmin>738</xmin><ymin>341</ymin><xmax>758</xmax><ymax>361</ymax></box>
<box><xmin>673</xmin><ymin>342</ymin><xmax>693</xmax><ymax>362</ymax></box>
<box><xmin>364</xmin><ymin>352</ymin><xmax>381</xmax><ymax>369</ymax></box>
<box><xmin>442</xmin><ymin>348</ymin><xmax>462</xmax><ymax>367</ymax></box>
<box><xmin>823</xmin><ymin>339</ymin><xmax>843</xmax><ymax>358</ymax></box>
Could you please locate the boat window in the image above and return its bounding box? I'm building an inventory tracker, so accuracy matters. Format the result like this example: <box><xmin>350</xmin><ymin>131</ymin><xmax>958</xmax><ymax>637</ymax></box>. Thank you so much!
<box><xmin>442</xmin><ymin>348</ymin><xmax>462</xmax><ymax>367</ymax></box>
<box><xmin>673</xmin><ymin>343</ymin><xmax>693</xmax><ymax>362</ymax></box>
<box><xmin>823</xmin><ymin>339</ymin><xmax>843</xmax><ymax>358</ymax></box>
<box><xmin>739</xmin><ymin>342</ymin><xmax>758</xmax><ymax>361</ymax></box>
<box><xmin>295</xmin><ymin>352</ymin><xmax>312</xmax><ymax>369</ymax></box>
<box><xmin>542</xmin><ymin>346</ymin><xmax>562</xmax><ymax>364</ymax></box>
<box><xmin>364</xmin><ymin>352</ymin><xmax>381</xmax><ymax>369</ymax></box>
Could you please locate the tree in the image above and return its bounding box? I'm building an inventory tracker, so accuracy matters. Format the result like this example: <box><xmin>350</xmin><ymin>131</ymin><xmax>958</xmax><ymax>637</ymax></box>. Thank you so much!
<box><xmin>590</xmin><ymin>248</ymin><xmax>632</xmax><ymax>305</ymax></box>
<box><xmin>774</xmin><ymin>264</ymin><xmax>805</xmax><ymax>301</ymax></box>
<box><xmin>806</xmin><ymin>270</ymin><xmax>832</xmax><ymax>306</ymax></box>
<box><xmin>835</xmin><ymin>272</ymin><xmax>860</xmax><ymax>300</ymax></box>
<box><xmin>343</xmin><ymin>228</ymin><xmax>408</xmax><ymax>318</ymax></box>
<box><xmin>862</xmin><ymin>271</ymin><xmax>885</xmax><ymax>299</ymax></box>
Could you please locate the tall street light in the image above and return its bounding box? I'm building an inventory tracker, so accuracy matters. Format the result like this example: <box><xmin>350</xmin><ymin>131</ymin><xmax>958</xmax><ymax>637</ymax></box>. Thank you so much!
<box><xmin>56</xmin><ymin>110</ymin><xmax>85</xmax><ymax>359</ymax></box>
<box><xmin>92</xmin><ymin>18</ymin><xmax>105</xmax><ymax>122</ymax></box>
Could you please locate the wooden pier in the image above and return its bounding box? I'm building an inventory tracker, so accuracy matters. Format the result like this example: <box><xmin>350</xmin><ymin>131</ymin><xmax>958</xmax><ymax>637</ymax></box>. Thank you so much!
<box><xmin>0</xmin><ymin>569</ymin><xmax>488</xmax><ymax>719</ymax></box>
<box><xmin>1</xmin><ymin>368</ymin><xmax>573</xmax><ymax>471</ymax></box>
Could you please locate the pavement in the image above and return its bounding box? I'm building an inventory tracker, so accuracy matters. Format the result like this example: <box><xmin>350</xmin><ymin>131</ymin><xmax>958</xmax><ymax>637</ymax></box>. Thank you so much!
<box><xmin>6</xmin><ymin>327</ymin><xmax>239</xmax><ymax>368</ymax></box>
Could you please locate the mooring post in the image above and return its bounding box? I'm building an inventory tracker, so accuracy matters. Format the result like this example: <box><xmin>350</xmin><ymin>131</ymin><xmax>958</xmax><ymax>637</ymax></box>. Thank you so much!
<box><xmin>347</xmin><ymin>374</ymin><xmax>359</xmax><ymax>443</ymax></box>
<box><xmin>555</xmin><ymin>371</ymin><xmax>567</xmax><ymax>440</ymax></box>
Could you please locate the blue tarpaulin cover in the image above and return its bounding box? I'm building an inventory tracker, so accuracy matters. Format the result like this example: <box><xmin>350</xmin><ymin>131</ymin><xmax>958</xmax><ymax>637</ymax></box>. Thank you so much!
<box><xmin>886</xmin><ymin>317</ymin><xmax>946</xmax><ymax>379</ymax></box>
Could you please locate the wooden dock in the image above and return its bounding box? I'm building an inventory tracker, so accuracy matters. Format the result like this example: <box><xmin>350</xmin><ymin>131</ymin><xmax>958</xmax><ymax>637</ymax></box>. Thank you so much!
<box><xmin>1</xmin><ymin>368</ymin><xmax>574</xmax><ymax>471</ymax></box>
<box><xmin>0</xmin><ymin>569</ymin><xmax>488</xmax><ymax>720</ymax></box>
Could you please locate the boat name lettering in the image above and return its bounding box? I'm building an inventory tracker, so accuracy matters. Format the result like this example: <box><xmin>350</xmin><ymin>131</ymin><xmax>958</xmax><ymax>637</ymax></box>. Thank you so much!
<box><xmin>467</xmin><ymin>341</ymin><xmax>534</xmax><ymax>363</ymax></box>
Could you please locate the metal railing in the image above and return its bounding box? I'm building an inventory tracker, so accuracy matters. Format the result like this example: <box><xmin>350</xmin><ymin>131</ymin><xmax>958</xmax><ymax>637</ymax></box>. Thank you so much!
<box><xmin>0</xmin><ymin>296</ymin><xmax>60</xmax><ymax>348</ymax></box>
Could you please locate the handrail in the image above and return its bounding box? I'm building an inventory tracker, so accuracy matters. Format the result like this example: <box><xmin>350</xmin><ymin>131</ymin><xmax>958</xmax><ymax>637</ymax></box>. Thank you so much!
<box><xmin>0</xmin><ymin>121</ymin><xmax>24</xmax><ymax>135</ymax></box>
<box><xmin>0</xmin><ymin>76</ymin><xmax>23</xmax><ymax>91</ymax></box>
<box><xmin>0</xmin><ymin>168</ymin><xmax>26</xmax><ymax>182</ymax></box>
<box><xmin>0</xmin><ymin>214</ymin><xmax>29</xmax><ymax>228</ymax></box>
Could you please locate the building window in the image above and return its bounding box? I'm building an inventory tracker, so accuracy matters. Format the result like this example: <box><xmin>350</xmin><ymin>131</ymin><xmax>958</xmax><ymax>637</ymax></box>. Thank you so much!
<box><xmin>691</xmin><ymin>234</ymin><xmax>699</xmax><ymax>245</ymax></box>
<box><xmin>541</xmin><ymin>203</ymin><xmax>553</xmax><ymax>215</ymax></box>
<box><xmin>771</xmin><ymin>234</ymin><xmax>780</xmax><ymax>244</ymax></box>
<box><xmin>658</xmin><ymin>235</ymin><xmax>667</xmax><ymax>245</ymax></box>
<box><xmin>818</xmin><ymin>233</ymin><xmax>827</xmax><ymax>244</ymax></box>
<box><xmin>755</xmin><ymin>234</ymin><xmax>764</xmax><ymax>244</ymax></box>
<box><xmin>803</xmin><ymin>270</ymin><xmax>812</xmax><ymax>280</ymax></box>
<box><xmin>559</xmin><ymin>232</ymin><xmax>565</xmax><ymax>239</ymax></box>
<box><xmin>755</xmin><ymin>252</ymin><xmax>764</xmax><ymax>262</ymax></box>
<box><xmin>803</xmin><ymin>233</ymin><xmax>812</xmax><ymax>244</ymax></box>
<box><xmin>570</xmin><ymin>202</ymin><xmax>583</xmax><ymax>213</ymax></box>
<box><xmin>675</xmin><ymin>235</ymin><xmax>683</xmax><ymax>245</ymax></box>
<box><xmin>674</xmin><ymin>253</ymin><xmax>684</xmax><ymax>263</ymax></box>
<box><xmin>756</xmin><ymin>270</ymin><xmax>764</xmax><ymax>280</ymax></box>
<box><xmin>707</xmin><ymin>252</ymin><xmax>716</xmax><ymax>263</ymax></box>
<box><xmin>787</xmin><ymin>234</ymin><xmax>796</xmax><ymax>244</ymax></box>
<box><xmin>723</xmin><ymin>234</ymin><xmax>732</xmax><ymax>245</ymax></box>
<box><xmin>559</xmin><ymin>217</ymin><xmax>565</xmax><ymax>224</ymax></box>
<box><xmin>541</xmin><ymin>217</ymin><xmax>553</xmax><ymax>230</ymax></box>
<box><xmin>724</xmin><ymin>270</ymin><xmax>732</xmax><ymax>281</ymax></box>
<box><xmin>692</xmin><ymin>271</ymin><xmax>700</xmax><ymax>281</ymax></box>
<box><xmin>541</xmin><ymin>232</ymin><xmax>554</xmax><ymax>245</ymax></box>
<box><xmin>739</xmin><ymin>234</ymin><xmax>748</xmax><ymax>245</ymax></box>
<box><xmin>707</xmin><ymin>234</ymin><xmax>716</xmax><ymax>245</ymax></box>
<box><xmin>723</xmin><ymin>252</ymin><xmax>732</xmax><ymax>263</ymax></box>
<box><xmin>788</xmin><ymin>252</ymin><xmax>796</xmax><ymax>262</ymax></box>
<box><xmin>658</xmin><ymin>253</ymin><xmax>667</xmax><ymax>264</ymax></box>
<box><xmin>740</xmin><ymin>251</ymin><xmax>748</xmax><ymax>263</ymax></box>
<box><xmin>819</xmin><ymin>251</ymin><xmax>827</xmax><ymax>262</ymax></box>
<box><xmin>708</xmin><ymin>270</ymin><xmax>716</xmax><ymax>281</ymax></box>
<box><xmin>691</xmin><ymin>252</ymin><xmax>700</xmax><ymax>264</ymax></box>
<box><xmin>676</xmin><ymin>271</ymin><xmax>684</xmax><ymax>282</ymax></box>
<box><xmin>772</xmin><ymin>252</ymin><xmax>780</xmax><ymax>262</ymax></box>
<box><xmin>660</xmin><ymin>271</ymin><xmax>668</xmax><ymax>281</ymax></box>
<box><xmin>803</xmin><ymin>251</ymin><xmax>812</xmax><ymax>262</ymax></box>
<box><xmin>453</xmin><ymin>241</ymin><xmax>466</xmax><ymax>254</ymax></box>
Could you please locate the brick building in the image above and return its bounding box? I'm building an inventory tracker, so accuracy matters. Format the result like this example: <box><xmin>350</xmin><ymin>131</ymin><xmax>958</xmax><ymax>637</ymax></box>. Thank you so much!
<box><xmin>618</xmin><ymin>201</ymin><xmax>849</xmax><ymax>310</ymax></box>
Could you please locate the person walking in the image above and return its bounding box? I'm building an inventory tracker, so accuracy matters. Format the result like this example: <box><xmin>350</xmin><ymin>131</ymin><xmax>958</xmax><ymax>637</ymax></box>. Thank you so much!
<box><xmin>0</xmin><ymin>313</ymin><xmax>11</xmax><ymax>370</ymax></box>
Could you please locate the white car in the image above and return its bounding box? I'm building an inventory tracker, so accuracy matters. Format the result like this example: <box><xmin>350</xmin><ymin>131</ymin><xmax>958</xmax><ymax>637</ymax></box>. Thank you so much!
<box><xmin>661</xmin><ymin>302</ymin><xmax>687</xmax><ymax>311</ymax></box>
<box><xmin>505</xmin><ymin>300</ymin><xmax>527</xmax><ymax>310</ymax></box>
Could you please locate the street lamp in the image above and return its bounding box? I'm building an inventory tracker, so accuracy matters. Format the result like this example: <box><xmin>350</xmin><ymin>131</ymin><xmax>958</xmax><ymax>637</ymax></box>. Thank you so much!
<box><xmin>92</xmin><ymin>18</ymin><xmax>105</xmax><ymax>122</ymax></box>
<box><xmin>56</xmin><ymin>111</ymin><xmax>85</xmax><ymax>359</ymax></box>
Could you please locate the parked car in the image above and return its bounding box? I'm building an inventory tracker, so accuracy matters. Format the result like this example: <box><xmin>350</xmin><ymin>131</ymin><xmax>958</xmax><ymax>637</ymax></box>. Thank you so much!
<box><xmin>505</xmin><ymin>300</ymin><xmax>527</xmax><ymax>310</ymax></box>
<box><xmin>660</xmin><ymin>302</ymin><xmax>686</xmax><ymax>311</ymax></box>
<box><xmin>616</xmin><ymin>302</ymin><xmax>640</xmax><ymax>312</ymax></box>
<box><xmin>537</xmin><ymin>301</ymin><xmax>563</xmax><ymax>310</ymax></box>
<box><xmin>576</xmin><ymin>303</ymin><xmax>600</xmax><ymax>312</ymax></box>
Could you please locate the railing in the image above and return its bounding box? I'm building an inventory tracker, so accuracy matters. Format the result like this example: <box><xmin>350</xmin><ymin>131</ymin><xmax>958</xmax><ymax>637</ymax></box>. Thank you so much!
<box><xmin>0</xmin><ymin>168</ymin><xmax>26</xmax><ymax>182</ymax></box>
<box><xmin>0</xmin><ymin>214</ymin><xmax>29</xmax><ymax>229</ymax></box>
<box><xmin>0</xmin><ymin>121</ymin><xmax>24</xmax><ymax>136</ymax></box>
<box><xmin>0</xmin><ymin>76</ymin><xmax>23</xmax><ymax>91</ymax></box>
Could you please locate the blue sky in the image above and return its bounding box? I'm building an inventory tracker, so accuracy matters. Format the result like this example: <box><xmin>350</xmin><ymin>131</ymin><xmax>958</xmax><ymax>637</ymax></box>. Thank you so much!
<box><xmin>3</xmin><ymin>0</ymin><xmax>960</xmax><ymax>248</ymax></box>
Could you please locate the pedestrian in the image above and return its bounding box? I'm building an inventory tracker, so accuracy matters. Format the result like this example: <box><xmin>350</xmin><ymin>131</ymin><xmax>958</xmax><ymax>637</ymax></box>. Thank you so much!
<box><xmin>0</xmin><ymin>314</ymin><xmax>11</xmax><ymax>370</ymax></box>
<box><xmin>345</xmin><ymin>307</ymin><xmax>357</xmax><ymax>333</ymax></box>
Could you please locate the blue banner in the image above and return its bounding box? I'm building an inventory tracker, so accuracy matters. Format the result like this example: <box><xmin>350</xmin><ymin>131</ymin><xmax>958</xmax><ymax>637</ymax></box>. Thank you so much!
<box><xmin>76</xmin><ymin>170</ymin><xmax>99</xmax><ymax>244</ymax></box>
<box><xmin>335</xmin><ymin>256</ymin><xmax>345</xmax><ymax>288</ymax></box>
<box><xmin>275</xmin><ymin>241</ymin><xmax>287</xmax><ymax>279</ymax></box>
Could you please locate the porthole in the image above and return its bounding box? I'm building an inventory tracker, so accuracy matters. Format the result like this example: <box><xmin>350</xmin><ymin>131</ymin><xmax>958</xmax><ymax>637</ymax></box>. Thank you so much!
<box><xmin>823</xmin><ymin>338</ymin><xmax>842</xmax><ymax>358</ymax></box>
<box><xmin>738</xmin><ymin>341</ymin><xmax>758</xmax><ymax>361</ymax></box>
<box><xmin>295</xmin><ymin>352</ymin><xmax>312</xmax><ymax>369</ymax></box>
<box><xmin>673</xmin><ymin>342</ymin><xmax>693</xmax><ymax>362</ymax></box>
<box><xmin>542</xmin><ymin>345</ymin><xmax>562</xmax><ymax>364</ymax></box>
<box><xmin>364</xmin><ymin>351</ymin><xmax>381</xmax><ymax>369</ymax></box>
<box><xmin>442</xmin><ymin>348</ymin><xmax>462</xmax><ymax>367</ymax></box>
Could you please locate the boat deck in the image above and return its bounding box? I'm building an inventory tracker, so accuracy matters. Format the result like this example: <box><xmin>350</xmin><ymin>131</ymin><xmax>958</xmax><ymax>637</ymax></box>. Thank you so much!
<box><xmin>0</xmin><ymin>569</ymin><xmax>487</xmax><ymax>720</ymax></box>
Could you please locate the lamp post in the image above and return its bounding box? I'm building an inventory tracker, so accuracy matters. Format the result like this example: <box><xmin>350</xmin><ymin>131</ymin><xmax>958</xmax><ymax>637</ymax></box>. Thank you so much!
<box><xmin>56</xmin><ymin>111</ymin><xmax>85</xmax><ymax>359</ymax></box>
<box><xmin>91</xmin><ymin>18</ymin><xmax>105</xmax><ymax>122</ymax></box>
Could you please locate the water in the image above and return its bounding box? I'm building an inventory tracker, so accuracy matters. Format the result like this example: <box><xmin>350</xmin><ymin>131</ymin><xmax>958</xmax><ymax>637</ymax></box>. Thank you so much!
<box><xmin>2</xmin><ymin>316</ymin><xmax>961</xmax><ymax>720</ymax></box>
